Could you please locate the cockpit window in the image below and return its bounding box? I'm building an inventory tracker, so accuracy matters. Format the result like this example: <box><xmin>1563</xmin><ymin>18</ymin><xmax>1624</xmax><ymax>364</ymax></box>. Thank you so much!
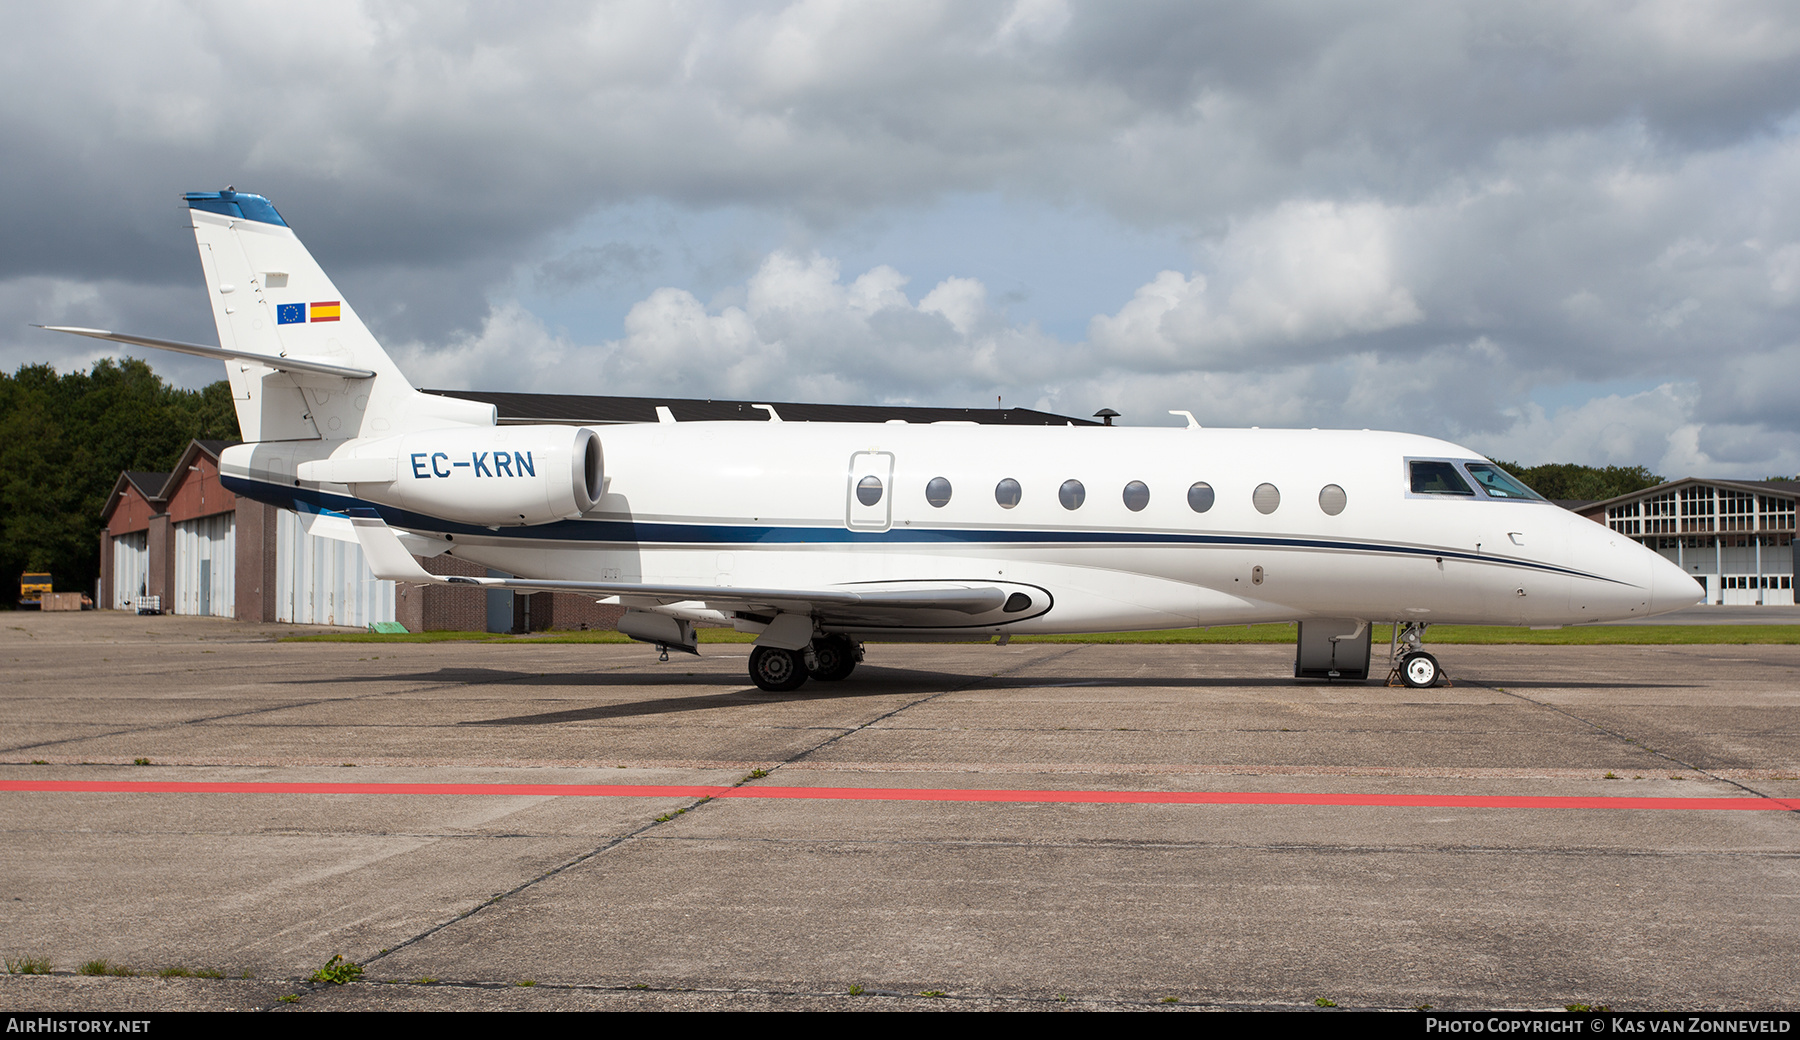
<box><xmin>1465</xmin><ymin>463</ymin><xmax>1544</xmax><ymax>500</ymax></box>
<box><xmin>1410</xmin><ymin>461</ymin><xmax>1474</xmax><ymax>495</ymax></box>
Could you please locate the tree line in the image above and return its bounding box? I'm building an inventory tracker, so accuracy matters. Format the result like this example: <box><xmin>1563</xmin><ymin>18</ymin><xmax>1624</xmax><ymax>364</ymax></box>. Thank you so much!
<box><xmin>0</xmin><ymin>358</ymin><xmax>238</xmax><ymax>602</ymax></box>
<box><xmin>1486</xmin><ymin>460</ymin><xmax>1663</xmax><ymax>502</ymax></box>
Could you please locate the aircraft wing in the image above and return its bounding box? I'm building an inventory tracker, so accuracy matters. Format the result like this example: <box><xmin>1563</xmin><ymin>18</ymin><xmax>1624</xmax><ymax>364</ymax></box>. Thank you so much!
<box><xmin>348</xmin><ymin>512</ymin><xmax>1009</xmax><ymax>617</ymax></box>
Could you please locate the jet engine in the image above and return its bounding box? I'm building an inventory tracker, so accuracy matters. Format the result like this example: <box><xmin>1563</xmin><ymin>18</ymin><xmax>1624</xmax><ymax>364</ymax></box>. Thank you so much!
<box><xmin>298</xmin><ymin>425</ymin><xmax>602</xmax><ymax>526</ymax></box>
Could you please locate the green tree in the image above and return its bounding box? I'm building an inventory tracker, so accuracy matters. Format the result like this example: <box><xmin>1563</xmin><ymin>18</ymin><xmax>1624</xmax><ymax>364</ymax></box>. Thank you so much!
<box><xmin>1486</xmin><ymin>460</ymin><xmax>1663</xmax><ymax>502</ymax></box>
<box><xmin>0</xmin><ymin>358</ymin><xmax>240</xmax><ymax>604</ymax></box>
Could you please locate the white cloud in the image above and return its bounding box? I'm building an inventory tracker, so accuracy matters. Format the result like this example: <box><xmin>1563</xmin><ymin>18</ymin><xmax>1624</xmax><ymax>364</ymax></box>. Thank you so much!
<box><xmin>918</xmin><ymin>276</ymin><xmax>988</xmax><ymax>336</ymax></box>
<box><xmin>372</xmin><ymin>229</ymin><xmax>1799</xmax><ymax>479</ymax></box>
<box><xmin>845</xmin><ymin>265</ymin><xmax>910</xmax><ymax>315</ymax></box>
<box><xmin>413</xmin><ymin>251</ymin><xmax>1062</xmax><ymax>406</ymax></box>
<box><xmin>7</xmin><ymin>4</ymin><xmax>1800</xmax><ymax>478</ymax></box>
<box><xmin>0</xmin><ymin>275</ymin><xmax>221</xmax><ymax>387</ymax></box>
<box><xmin>1090</xmin><ymin>201</ymin><xmax>1423</xmax><ymax>371</ymax></box>
<box><xmin>1707</xmin><ymin>342</ymin><xmax>1800</xmax><ymax>428</ymax></box>
<box><xmin>1766</xmin><ymin>243</ymin><xmax>1800</xmax><ymax>303</ymax></box>
<box><xmin>993</xmin><ymin>0</ymin><xmax>1072</xmax><ymax>49</ymax></box>
<box><xmin>390</xmin><ymin>301</ymin><xmax>580</xmax><ymax>393</ymax></box>
<box><xmin>1483</xmin><ymin>385</ymin><xmax>1700</xmax><ymax>469</ymax></box>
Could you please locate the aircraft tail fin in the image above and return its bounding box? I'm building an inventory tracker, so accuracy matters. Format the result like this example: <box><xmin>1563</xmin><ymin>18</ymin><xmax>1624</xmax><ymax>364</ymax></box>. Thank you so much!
<box><xmin>182</xmin><ymin>189</ymin><xmax>493</xmax><ymax>442</ymax></box>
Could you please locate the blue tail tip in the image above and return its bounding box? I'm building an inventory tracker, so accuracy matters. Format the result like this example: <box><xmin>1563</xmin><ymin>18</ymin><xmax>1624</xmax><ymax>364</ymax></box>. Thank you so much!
<box><xmin>182</xmin><ymin>188</ymin><xmax>287</xmax><ymax>228</ymax></box>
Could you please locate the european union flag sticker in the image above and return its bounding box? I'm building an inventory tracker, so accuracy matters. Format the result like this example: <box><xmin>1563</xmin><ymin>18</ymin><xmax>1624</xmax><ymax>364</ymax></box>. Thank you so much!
<box><xmin>276</xmin><ymin>302</ymin><xmax>306</xmax><ymax>324</ymax></box>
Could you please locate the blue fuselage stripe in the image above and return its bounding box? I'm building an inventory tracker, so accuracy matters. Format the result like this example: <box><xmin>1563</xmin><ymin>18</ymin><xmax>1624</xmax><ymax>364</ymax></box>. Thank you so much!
<box><xmin>222</xmin><ymin>475</ymin><xmax>1616</xmax><ymax>584</ymax></box>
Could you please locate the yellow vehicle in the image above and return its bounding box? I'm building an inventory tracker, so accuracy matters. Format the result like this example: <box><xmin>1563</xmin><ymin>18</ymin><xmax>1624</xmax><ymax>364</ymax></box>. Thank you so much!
<box><xmin>19</xmin><ymin>573</ymin><xmax>52</xmax><ymax>609</ymax></box>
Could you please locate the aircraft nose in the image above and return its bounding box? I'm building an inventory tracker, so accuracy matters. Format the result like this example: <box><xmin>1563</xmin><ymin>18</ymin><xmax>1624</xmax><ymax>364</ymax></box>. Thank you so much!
<box><xmin>1647</xmin><ymin>551</ymin><xmax>1705</xmax><ymax>617</ymax></box>
<box><xmin>1565</xmin><ymin>516</ymin><xmax>1700</xmax><ymax>622</ymax></box>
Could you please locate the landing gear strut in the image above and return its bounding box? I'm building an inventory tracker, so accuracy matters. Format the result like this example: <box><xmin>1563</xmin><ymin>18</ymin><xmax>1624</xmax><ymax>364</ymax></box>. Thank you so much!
<box><xmin>1386</xmin><ymin>621</ymin><xmax>1448</xmax><ymax>689</ymax></box>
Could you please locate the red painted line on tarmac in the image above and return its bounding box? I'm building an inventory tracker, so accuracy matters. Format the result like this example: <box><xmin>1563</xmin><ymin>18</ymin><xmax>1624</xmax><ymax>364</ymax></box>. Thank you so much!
<box><xmin>735</xmin><ymin>787</ymin><xmax>1800</xmax><ymax>811</ymax></box>
<box><xmin>2</xmin><ymin>779</ymin><xmax>1796</xmax><ymax>811</ymax></box>
<box><xmin>0</xmin><ymin>780</ymin><xmax>722</xmax><ymax>798</ymax></box>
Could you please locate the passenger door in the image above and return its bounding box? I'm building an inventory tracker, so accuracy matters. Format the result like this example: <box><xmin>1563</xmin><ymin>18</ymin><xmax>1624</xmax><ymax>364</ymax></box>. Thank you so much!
<box><xmin>846</xmin><ymin>451</ymin><xmax>894</xmax><ymax>532</ymax></box>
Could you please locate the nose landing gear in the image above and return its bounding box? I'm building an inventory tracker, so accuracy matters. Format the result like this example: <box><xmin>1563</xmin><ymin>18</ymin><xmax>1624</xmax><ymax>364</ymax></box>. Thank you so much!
<box><xmin>1386</xmin><ymin>621</ymin><xmax>1450</xmax><ymax>688</ymax></box>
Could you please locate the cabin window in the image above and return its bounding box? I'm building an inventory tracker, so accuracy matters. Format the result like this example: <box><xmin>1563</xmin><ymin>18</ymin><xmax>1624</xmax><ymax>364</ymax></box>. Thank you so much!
<box><xmin>926</xmin><ymin>477</ymin><xmax>953</xmax><ymax>508</ymax></box>
<box><xmin>856</xmin><ymin>475</ymin><xmax>884</xmax><ymax>506</ymax></box>
<box><xmin>1464</xmin><ymin>463</ymin><xmax>1544</xmax><ymax>501</ymax></box>
<box><xmin>1059</xmin><ymin>479</ymin><xmax>1086</xmax><ymax>510</ymax></box>
<box><xmin>1253</xmin><ymin>483</ymin><xmax>1280</xmax><ymax>514</ymax></box>
<box><xmin>995</xmin><ymin>478</ymin><xmax>1022</xmax><ymax>509</ymax></box>
<box><xmin>1410</xmin><ymin>461</ymin><xmax>1474</xmax><ymax>495</ymax></box>
<box><xmin>1187</xmin><ymin>482</ymin><xmax>1215</xmax><ymax>513</ymax></box>
<box><xmin>1318</xmin><ymin>484</ymin><xmax>1347</xmax><ymax>515</ymax></box>
<box><xmin>1122</xmin><ymin>481</ymin><xmax>1150</xmax><ymax>512</ymax></box>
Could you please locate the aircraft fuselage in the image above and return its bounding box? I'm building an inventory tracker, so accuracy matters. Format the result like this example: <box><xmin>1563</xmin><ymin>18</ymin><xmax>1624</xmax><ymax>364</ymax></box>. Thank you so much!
<box><xmin>223</xmin><ymin>421</ymin><xmax>1695</xmax><ymax>639</ymax></box>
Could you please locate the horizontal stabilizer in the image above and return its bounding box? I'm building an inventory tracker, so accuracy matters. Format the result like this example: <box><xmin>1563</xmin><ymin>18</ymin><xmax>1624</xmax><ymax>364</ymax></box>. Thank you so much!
<box><xmin>34</xmin><ymin>326</ymin><xmax>375</xmax><ymax>380</ymax></box>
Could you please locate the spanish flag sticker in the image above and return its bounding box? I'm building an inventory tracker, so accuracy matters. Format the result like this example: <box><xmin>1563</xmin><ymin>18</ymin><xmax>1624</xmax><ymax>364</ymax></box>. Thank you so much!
<box><xmin>310</xmin><ymin>301</ymin><xmax>341</xmax><ymax>322</ymax></box>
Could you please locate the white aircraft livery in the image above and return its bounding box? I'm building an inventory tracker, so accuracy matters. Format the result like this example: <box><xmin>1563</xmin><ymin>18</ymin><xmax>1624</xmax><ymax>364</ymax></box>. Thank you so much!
<box><xmin>42</xmin><ymin>190</ymin><xmax>1702</xmax><ymax>690</ymax></box>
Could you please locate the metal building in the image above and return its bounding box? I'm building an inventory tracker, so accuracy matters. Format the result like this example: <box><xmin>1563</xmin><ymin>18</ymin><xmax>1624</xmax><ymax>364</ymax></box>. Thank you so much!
<box><xmin>98</xmin><ymin>440</ymin><xmax>398</xmax><ymax>624</ymax></box>
<box><xmin>99</xmin><ymin>441</ymin><xmax>246</xmax><ymax>617</ymax></box>
<box><xmin>1577</xmin><ymin>479</ymin><xmax>1797</xmax><ymax>606</ymax></box>
<box><xmin>272</xmin><ymin>509</ymin><xmax>395</xmax><ymax>626</ymax></box>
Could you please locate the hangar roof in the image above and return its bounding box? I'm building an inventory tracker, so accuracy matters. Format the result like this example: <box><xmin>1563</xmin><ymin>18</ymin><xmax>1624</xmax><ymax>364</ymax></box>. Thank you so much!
<box><xmin>1581</xmin><ymin>477</ymin><xmax>1798</xmax><ymax>513</ymax></box>
<box><xmin>101</xmin><ymin>441</ymin><xmax>236</xmax><ymax>526</ymax></box>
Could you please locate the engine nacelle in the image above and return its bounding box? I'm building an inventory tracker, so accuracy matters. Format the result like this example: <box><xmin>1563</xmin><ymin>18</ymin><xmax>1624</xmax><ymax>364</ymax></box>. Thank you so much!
<box><xmin>301</xmin><ymin>425</ymin><xmax>603</xmax><ymax>526</ymax></box>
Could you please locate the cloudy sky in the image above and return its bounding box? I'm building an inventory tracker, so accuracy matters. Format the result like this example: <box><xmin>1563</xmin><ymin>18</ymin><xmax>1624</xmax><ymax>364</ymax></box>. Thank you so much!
<box><xmin>7</xmin><ymin>1</ymin><xmax>1800</xmax><ymax>477</ymax></box>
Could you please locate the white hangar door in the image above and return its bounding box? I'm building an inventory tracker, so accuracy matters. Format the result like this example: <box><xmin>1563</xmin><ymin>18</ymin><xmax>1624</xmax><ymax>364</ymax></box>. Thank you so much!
<box><xmin>112</xmin><ymin>531</ymin><xmax>150</xmax><ymax>608</ymax></box>
<box><xmin>174</xmin><ymin>514</ymin><xmax>235</xmax><ymax>617</ymax></box>
<box><xmin>274</xmin><ymin>509</ymin><xmax>396</xmax><ymax>627</ymax></box>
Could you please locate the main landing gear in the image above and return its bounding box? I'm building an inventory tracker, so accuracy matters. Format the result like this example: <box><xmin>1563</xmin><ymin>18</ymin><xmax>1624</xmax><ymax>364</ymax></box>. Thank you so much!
<box><xmin>748</xmin><ymin>636</ymin><xmax>863</xmax><ymax>692</ymax></box>
<box><xmin>805</xmin><ymin>634</ymin><xmax>860</xmax><ymax>682</ymax></box>
<box><xmin>748</xmin><ymin>646</ymin><xmax>806</xmax><ymax>692</ymax></box>
<box><xmin>1385</xmin><ymin>621</ymin><xmax>1449</xmax><ymax>688</ymax></box>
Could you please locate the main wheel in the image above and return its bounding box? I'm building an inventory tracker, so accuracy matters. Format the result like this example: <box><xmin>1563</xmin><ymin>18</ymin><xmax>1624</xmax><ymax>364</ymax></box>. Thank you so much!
<box><xmin>1401</xmin><ymin>651</ymin><xmax>1440</xmax><ymax>688</ymax></box>
<box><xmin>807</xmin><ymin>635</ymin><xmax>858</xmax><ymax>682</ymax></box>
<box><xmin>749</xmin><ymin>645</ymin><xmax>808</xmax><ymax>692</ymax></box>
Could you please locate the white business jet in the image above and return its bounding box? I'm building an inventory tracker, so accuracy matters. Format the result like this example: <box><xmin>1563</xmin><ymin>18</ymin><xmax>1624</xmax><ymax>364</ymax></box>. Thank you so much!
<box><xmin>41</xmin><ymin>190</ymin><xmax>1701</xmax><ymax>691</ymax></box>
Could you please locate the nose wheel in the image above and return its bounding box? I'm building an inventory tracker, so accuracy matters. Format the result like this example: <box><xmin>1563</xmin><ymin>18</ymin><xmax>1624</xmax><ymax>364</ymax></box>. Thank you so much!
<box><xmin>1400</xmin><ymin>650</ymin><xmax>1441</xmax><ymax>688</ymax></box>
<box><xmin>1386</xmin><ymin>622</ymin><xmax>1450</xmax><ymax>688</ymax></box>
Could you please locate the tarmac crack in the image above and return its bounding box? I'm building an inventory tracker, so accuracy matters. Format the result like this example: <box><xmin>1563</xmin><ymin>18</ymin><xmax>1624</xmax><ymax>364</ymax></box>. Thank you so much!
<box><xmin>0</xmin><ymin>672</ymin><xmax>560</xmax><ymax>756</ymax></box>
<box><xmin>776</xmin><ymin>645</ymin><xmax>1091</xmax><ymax>770</ymax></box>
<box><xmin>353</xmin><ymin>646</ymin><xmax>1091</xmax><ymax>975</ymax></box>
<box><xmin>1463</xmin><ymin>678</ymin><xmax>1799</xmax><ymax>814</ymax></box>
<box><xmin>284</xmin><ymin>976</ymin><xmax>1278</xmax><ymax>1010</ymax></box>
